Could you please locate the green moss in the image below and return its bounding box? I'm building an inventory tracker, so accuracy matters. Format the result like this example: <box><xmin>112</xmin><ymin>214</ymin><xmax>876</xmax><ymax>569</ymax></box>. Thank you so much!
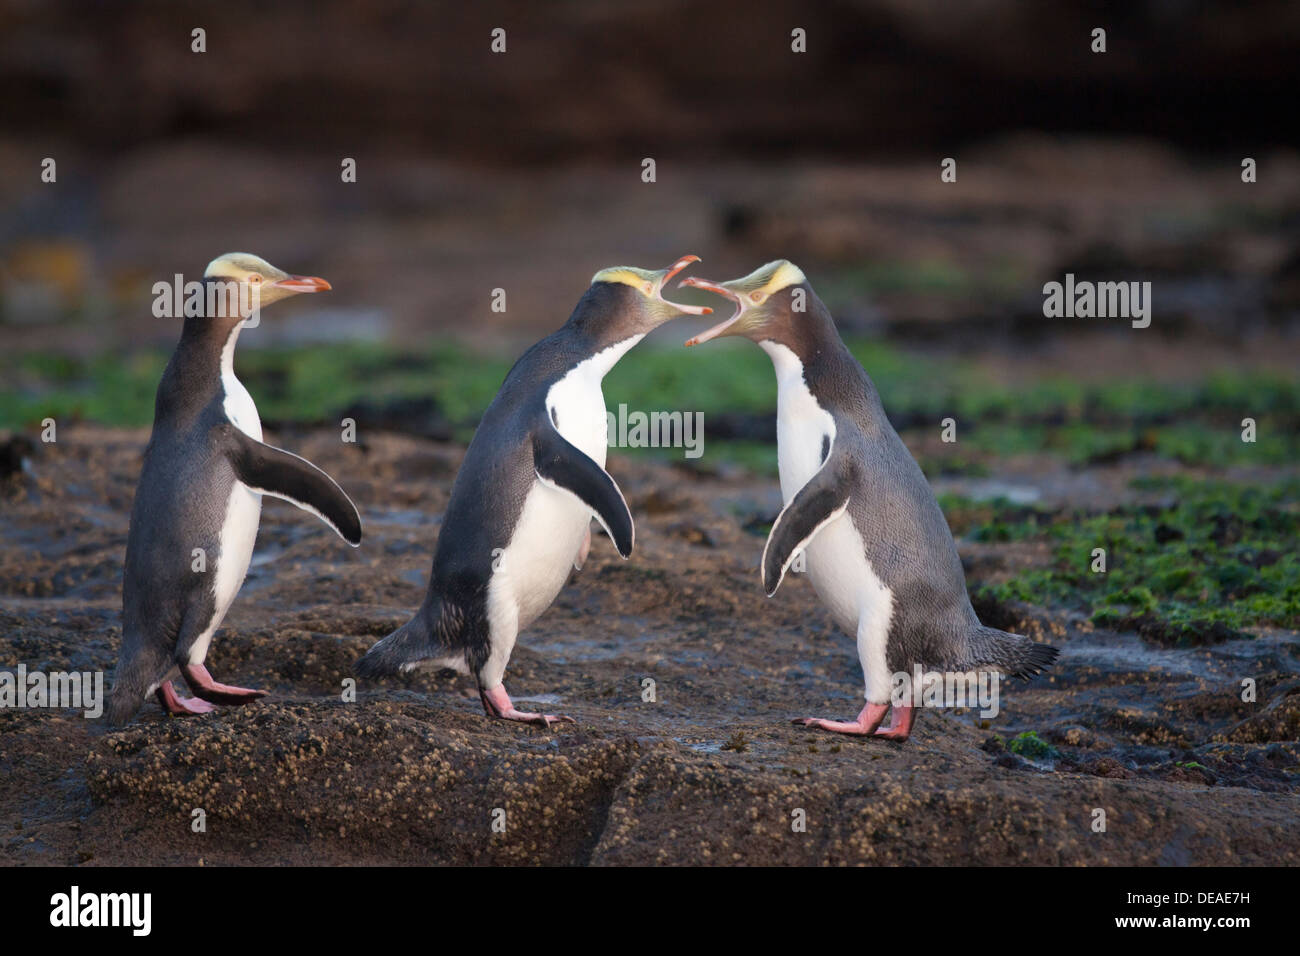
<box><xmin>238</xmin><ymin>341</ymin><xmax>514</xmax><ymax>426</ymax></box>
<box><xmin>605</xmin><ymin>339</ymin><xmax>777</xmax><ymax>415</ymax></box>
<box><xmin>3</xmin><ymin>339</ymin><xmax>1298</xmax><ymax>471</ymax></box>
<box><xmin>0</xmin><ymin>352</ymin><xmax>168</xmax><ymax>427</ymax></box>
<box><xmin>1007</xmin><ymin>731</ymin><xmax>1059</xmax><ymax>761</ymax></box>
<box><xmin>938</xmin><ymin>494</ymin><xmax>1056</xmax><ymax>540</ymax></box>
<box><xmin>916</xmin><ymin>454</ymin><xmax>990</xmax><ymax>478</ymax></box>
<box><xmin>661</xmin><ymin>440</ymin><xmax>777</xmax><ymax>476</ymax></box>
<box><xmin>958</xmin><ymin>477</ymin><xmax>1300</xmax><ymax>641</ymax></box>
<box><xmin>0</xmin><ymin>342</ymin><xmax>513</xmax><ymax>431</ymax></box>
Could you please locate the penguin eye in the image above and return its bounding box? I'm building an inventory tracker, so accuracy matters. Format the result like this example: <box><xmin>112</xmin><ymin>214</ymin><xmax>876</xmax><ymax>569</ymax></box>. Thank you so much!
<box><xmin>642</xmin><ymin>282</ymin><xmax>654</xmax><ymax>296</ymax></box>
<box><xmin>247</xmin><ymin>274</ymin><xmax>263</xmax><ymax>285</ymax></box>
<box><xmin>751</xmin><ymin>291</ymin><xmax>766</xmax><ymax>304</ymax></box>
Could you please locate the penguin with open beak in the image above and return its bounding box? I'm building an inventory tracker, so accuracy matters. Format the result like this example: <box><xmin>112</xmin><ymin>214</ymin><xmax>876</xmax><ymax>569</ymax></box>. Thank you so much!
<box><xmin>106</xmin><ymin>253</ymin><xmax>362</xmax><ymax>724</ymax></box>
<box><xmin>356</xmin><ymin>256</ymin><xmax>716</xmax><ymax>726</ymax></box>
<box><xmin>681</xmin><ymin>261</ymin><xmax>1058</xmax><ymax>740</ymax></box>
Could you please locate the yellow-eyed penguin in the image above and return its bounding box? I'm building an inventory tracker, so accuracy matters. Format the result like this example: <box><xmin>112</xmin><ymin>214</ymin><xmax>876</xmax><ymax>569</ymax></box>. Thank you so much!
<box><xmin>680</xmin><ymin>261</ymin><xmax>1058</xmax><ymax>740</ymax></box>
<box><xmin>356</xmin><ymin>256</ymin><xmax>717</xmax><ymax>726</ymax></box>
<box><xmin>106</xmin><ymin>254</ymin><xmax>362</xmax><ymax>724</ymax></box>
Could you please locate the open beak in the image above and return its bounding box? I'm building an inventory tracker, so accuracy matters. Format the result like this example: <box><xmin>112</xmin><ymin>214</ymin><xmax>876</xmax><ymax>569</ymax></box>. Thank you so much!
<box><xmin>654</xmin><ymin>255</ymin><xmax>713</xmax><ymax>315</ymax></box>
<box><xmin>273</xmin><ymin>275</ymin><xmax>332</xmax><ymax>293</ymax></box>
<box><xmin>679</xmin><ymin>277</ymin><xmax>745</xmax><ymax>345</ymax></box>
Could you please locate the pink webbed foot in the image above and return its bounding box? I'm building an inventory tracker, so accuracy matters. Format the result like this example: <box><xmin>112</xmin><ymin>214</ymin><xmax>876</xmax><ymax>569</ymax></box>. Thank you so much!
<box><xmin>155</xmin><ymin>681</ymin><xmax>217</xmax><ymax>716</ymax></box>
<box><xmin>480</xmin><ymin>684</ymin><xmax>575</xmax><ymax>729</ymax></box>
<box><xmin>180</xmin><ymin>663</ymin><xmax>268</xmax><ymax>706</ymax></box>
<box><xmin>873</xmin><ymin>703</ymin><xmax>916</xmax><ymax>741</ymax></box>
<box><xmin>793</xmin><ymin>702</ymin><xmax>890</xmax><ymax>736</ymax></box>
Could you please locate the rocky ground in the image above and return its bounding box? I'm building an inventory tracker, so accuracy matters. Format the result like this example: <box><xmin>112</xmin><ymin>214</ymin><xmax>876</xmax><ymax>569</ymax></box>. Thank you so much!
<box><xmin>1</xmin><ymin>426</ymin><xmax>1296</xmax><ymax>865</ymax></box>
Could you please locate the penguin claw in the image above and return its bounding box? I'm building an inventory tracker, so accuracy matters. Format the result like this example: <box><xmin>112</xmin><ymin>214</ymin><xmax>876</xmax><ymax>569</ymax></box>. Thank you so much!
<box><xmin>792</xmin><ymin>703</ymin><xmax>891</xmax><ymax>736</ymax></box>
<box><xmin>535</xmin><ymin>713</ymin><xmax>577</xmax><ymax>728</ymax></box>
<box><xmin>156</xmin><ymin>681</ymin><xmax>218</xmax><ymax>716</ymax></box>
<box><xmin>499</xmin><ymin>709</ymin><xmax>575</xmax><ymax>728</ymax></box>
<box><xmin>479</xmin><ymin>685</ymin><xmax>576</xmax><ymax>730</ymax></box>
<box><xmin>793</xmin><ymin>717</ymin><xmax>870</xmax><ymax>734</ymax></box>
<box><xmin>872</xmin><ymin>704</ymin><xmax>915</xmax><ymax>741</ymax></box>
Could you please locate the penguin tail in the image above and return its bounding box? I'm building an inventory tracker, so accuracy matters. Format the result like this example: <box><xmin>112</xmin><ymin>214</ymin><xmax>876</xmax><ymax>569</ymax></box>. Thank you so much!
<box><xmin>356</xmin><ymin>601</ymin><xmax>453</xmax><ymax>678</ymax></box>
<box><xmin>968</xmin><ymin>625</ymin><xmax>1059</xmax><ymax>680</ymax></box>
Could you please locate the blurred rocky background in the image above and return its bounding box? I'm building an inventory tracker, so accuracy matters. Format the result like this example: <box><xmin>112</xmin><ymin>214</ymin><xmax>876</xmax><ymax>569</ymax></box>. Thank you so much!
<box><xmin>0</xmin><ymin>0</ymin><xmax>1297</xmax><ymax>357</ymax></box>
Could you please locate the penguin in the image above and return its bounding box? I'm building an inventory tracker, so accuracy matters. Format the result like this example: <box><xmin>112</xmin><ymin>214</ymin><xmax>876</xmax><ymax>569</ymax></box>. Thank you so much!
<box><xmin>680</xmin><ymin>261</ymin><xmax>1058</xmax><ymax>740</ymax></box>
<box><xmin>106</xmin><ymin>253</ymin><xmax>363</xmax><ymax>725</ymax></box>
<box><xmin>356</xmin><ymin>255</ymin><xmax>716</xmax><ymax>726</ymax></box>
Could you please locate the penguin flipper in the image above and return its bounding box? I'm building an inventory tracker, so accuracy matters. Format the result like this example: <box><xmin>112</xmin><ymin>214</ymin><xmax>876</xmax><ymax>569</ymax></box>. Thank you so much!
<box><xmin>533</xmin><ymin>421</ymin><xmax>634</xmax><ymax>559</ymax></box>
<box><xmin>214</xmin><ymin>424</ymin><xmax>363</xmax><ymax>547</ymax></box>
<box><xmin>761</xmin><ymin>441</ymin><xmax>857</xmax><ymax>597</ymax></box>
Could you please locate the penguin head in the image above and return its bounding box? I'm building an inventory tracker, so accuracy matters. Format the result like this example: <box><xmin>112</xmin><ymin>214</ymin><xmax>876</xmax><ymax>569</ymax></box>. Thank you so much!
<box><xmin>203</xmin><ymin>253</ymin><xmax>331</xmax><ymax>312</ymax></box>
<box><xmin>678</xmin><ymin>260</ymin><xmax>811</xmax><ymax>348</ymax></box>
<box><xmin>582</xmin><ymin>255</ymin><xmax>716</xmax><ymax>339</ymax></box>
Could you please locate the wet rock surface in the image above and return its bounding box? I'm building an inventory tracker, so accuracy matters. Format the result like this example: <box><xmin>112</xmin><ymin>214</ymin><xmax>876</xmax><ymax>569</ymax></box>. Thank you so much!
<box><xmin>2</xmin><ymin>427</ymin><xmax>1298</xmax><ymax>865</ymax></box>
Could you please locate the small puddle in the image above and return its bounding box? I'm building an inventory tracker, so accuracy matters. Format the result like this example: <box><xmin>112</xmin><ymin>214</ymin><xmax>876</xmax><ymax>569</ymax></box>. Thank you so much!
<box><xmin>512</xmin><ymin>693</ymin><xmax>563</xmax><ymax>705</ymax></box>
<box><xmin>677</xmin><ymin>737</ymin><xmax>725</xmax><ymax>755</ymax></box>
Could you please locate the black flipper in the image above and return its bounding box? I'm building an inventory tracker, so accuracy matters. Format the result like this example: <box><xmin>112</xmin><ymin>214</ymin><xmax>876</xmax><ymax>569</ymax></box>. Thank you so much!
<box><xmin>214</xmin><ymin>423</ymin><xmax>363</xmax><ymax>546</ymax></box>
<box><xmin>533</xmin><ymin>416</ymin><xmax>634</xmax><ymax>559</ymax></box>
<box><xmin>761</xmin><ymin>434</ymin><xmax>856</xmax><ymax>597</ymax></box>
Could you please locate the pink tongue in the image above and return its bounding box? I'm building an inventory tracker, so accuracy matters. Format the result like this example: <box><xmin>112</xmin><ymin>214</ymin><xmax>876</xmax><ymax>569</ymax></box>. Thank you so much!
<box><xmin>659</xmin><ymin>255</ymin><xmax>712</xmax><ymax>314</ymax></box>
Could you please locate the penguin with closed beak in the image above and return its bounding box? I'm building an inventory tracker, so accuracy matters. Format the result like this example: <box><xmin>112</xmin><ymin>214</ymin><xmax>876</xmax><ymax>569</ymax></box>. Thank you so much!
<box><xmin>356</xmin><ymin>256</ymin><xmax>716</xmax><ymax>726</ymax></box>
<box><xmin>106</xmin><ymin>253</ymin><xmax>362</xmax><ymax>725</ymax></box>
<box><xmin>681</xmin><ymin>261</ymin><xmax>1058</xmax><ymax>740</ymax></box>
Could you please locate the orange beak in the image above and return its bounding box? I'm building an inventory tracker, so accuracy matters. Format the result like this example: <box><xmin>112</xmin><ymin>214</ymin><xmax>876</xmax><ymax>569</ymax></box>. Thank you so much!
<box><xmin>655</xmin><ymin>255</ymin><xmax>712</xmax><ymax>315</ymax></box>
<box><xmin>273</xmin><ymin>275</ymin><xmax>332</xmax><ymax>293</ymax></box>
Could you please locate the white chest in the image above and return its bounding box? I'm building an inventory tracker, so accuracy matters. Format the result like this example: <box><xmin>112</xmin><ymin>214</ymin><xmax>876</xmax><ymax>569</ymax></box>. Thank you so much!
<box><xmin>220</xmin><ymin>323</ymin><xmax>262</xmax><ymax>442</ymax></box>
<box><xmin>497</xmin><ymin>482</ymin><xmax>589</xmax><ymax>630</ymax></box>
<box><xmin>485</xmin><ymin>335</ymin><xmax>643</xmax><ymax>638</ymax></box>
<box><xmin>544</xmin><ymin>335</ymin><xmax>643</xmax><ymax>466</ymax></box>
<box><xmin>760</xmin><ymin>341</ymin><xmax>884</xmax><ymax>630</ymax></box>
<box><xmin>191</xmin><ymin>322</ymin><xmax>263</xmax><ymax>664</ymax></box>
<box><xmin>190</xmin><ymin>479</ymin><xmax>261</xmax><ymax>665</ymax></box>
<box><xmin>760</xmin><ymin>343</ymin><xmax>895</xmax><ymax>699</ymax></box>
<box><xmin>761</xmin><ymin>341</ymin><xmax>836</xmax><ymax>500</ymax></box>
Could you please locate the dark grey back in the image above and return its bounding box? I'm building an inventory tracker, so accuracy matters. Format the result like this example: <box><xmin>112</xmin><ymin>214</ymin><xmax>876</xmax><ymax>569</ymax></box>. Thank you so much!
<box><xmin>118</xmin><ymin>303</ymin><xmax>247</xmax><ymax>692</ymax></box>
